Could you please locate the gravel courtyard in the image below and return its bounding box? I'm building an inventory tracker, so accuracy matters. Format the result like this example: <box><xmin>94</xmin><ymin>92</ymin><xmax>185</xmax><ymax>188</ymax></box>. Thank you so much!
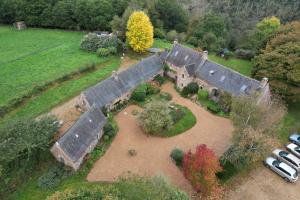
<box><xmin>87</xmin><ymin>82</ymin><xmax>234</xmax><ymax>194</ymax></box>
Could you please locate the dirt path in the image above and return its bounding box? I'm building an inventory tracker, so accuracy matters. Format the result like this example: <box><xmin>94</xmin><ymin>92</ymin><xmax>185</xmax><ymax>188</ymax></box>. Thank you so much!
<box><xmin>224</xmin><ymin>166</ymin><xmax>300</xmax><ymax>200</ymax></box>
<box><xmin>87</xmin><ymin>82</ymin><xmax>234</xmax><ymax>194</ymax></box>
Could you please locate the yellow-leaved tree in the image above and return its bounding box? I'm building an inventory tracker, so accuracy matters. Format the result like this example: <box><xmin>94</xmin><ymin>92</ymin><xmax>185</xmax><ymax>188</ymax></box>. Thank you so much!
<box><xmin>126</xmin><ymin>11</ymin><xmax>154</xmax><ymax>52</ymax></box>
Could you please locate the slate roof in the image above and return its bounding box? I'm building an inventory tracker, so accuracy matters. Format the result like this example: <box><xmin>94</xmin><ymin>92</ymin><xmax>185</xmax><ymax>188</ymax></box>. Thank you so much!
<box><xmin>57</xmin><ymin>106</ymin><xmax>107</xmax><ymax>162</ymax></box>
<box><xmin>166</xmin><ymin>44</ymin><xmax>262</xmax><ymax>96</ymax></box>
<box><xmin>195</xmin><ymin>60</ymin><xmax>261</xmax><ymax>96</ymax></box>
<box><xmin>83</xmin><ymin>55</ymin><xmax>164</xmax><ymax>108</ymax></box>
<box><xmin>165</xmin><ymin>43</ymin><xmax>204</xmax><ymax>67</ymax></box>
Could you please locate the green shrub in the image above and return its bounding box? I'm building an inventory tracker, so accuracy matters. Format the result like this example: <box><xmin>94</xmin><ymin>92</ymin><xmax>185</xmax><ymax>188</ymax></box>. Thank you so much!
<box><xmin>198</xmin><ymin>89</ymin><xmax>209</xmax><ymax>100</ymax></box>
<box><xmin>216</xmin><ymin>160</ymin><xmax>238</xmax><ymax>182</ymax></box>
<box><xmin>97</xmin><ymin>48</ymin><xmax>110</xmax><ymax>57</ymax></box>
<box><xmin>170</xmin><ymin>148</ymin><xmax>184</xmax><ymax>167</ymax></box>
<box><xmin>108</xmin><ymin>46</ymin><xmax>117</xmax><ymax>54</ymax></box>
<box><xmin>38</xmin><ymin>164</ymin><xmax>72</xmax><ymax>189</ymax></box>
<box><xmin>131</xmin><ymin>83</ymin><xmax>148</xmax><ymax>102</ymax></box>
<box><xmin>181</xmin><ymin>83</ymin><xmax>199</xmax><ymax>97</ymax></box>
<box><xmin>166</xmin><ymin>30</ymin><xmax>178</xmax><ymax>42</ymax></box>
<box><xmin>154</xmin><ymin>75</ymin><xmax>165</xmax><ymax>85</ymax></box>
<box><xmin>80</xmin><ymin>33</ymin><xmax>121</xmax><ymax>52</ymax></box>
<box><xmin>147</xmin><ymin>84</ymin><xmax>160</xmax><ymax>95</ymax></box>
<box><xmin>160</xmin><ymin>92</ymin><xmax>172</xmax><ymax>101</ymax></box>
<box><xmin>207</xmin><ymin>101</ymin><xmax>221</xmax><ymax>113</ymax></box>
<box><xmin>170</xmin><ymin>107</ymin><xmax>185</xmax><ymax>123</ymax></box>
<box><xmin>154</xmin><ymin>28</ymin><xmax>166</xmax><ymax>39</ymax></box>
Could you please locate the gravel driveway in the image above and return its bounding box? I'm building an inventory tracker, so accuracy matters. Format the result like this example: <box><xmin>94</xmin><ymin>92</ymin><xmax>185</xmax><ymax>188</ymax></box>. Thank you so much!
<box><xmin>87</xmin><ymin>82</ymin><xmax>234</xmax><ymax>194</ymax></box>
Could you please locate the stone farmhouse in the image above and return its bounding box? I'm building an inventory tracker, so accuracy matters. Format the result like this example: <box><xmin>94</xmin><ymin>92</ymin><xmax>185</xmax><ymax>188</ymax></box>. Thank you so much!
<box><xmin>51</xmin><ymin>44</ymin><xmax>270</xmax><ymax>170</ymax></box>
<box><xmin>51</xmin><ymin>55</ymin><xmax>164</xmax><ymax>170</ymax></box>
<box><xmin>165</xmin><ymin>43</ymin><xmax>270</xmax><ymax>102</ymax></box>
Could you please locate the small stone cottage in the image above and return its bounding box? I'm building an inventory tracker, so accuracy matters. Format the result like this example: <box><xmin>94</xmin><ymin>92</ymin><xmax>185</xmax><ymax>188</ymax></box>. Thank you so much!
<box><xmin>165</xmin><ymin>43</ymin><xmax>270</xmax><ymax>103</ymax></box>
<box><xmin>51</xmin><ymin>106</ymin><xmax>107</xmax><ymax>170</ymax></box>
<box><xmin>79</xmin><ymin>54</ymin><xmax>164</xmax><ymax>111</ymax></box>
<box><xmin>13</xmin><ymin>21</ymin><xmax>27</xmax><ymax>30</ymax></box>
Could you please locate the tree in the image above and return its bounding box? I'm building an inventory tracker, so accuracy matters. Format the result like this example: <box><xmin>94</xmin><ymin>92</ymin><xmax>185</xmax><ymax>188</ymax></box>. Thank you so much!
<box><xmin>222</xmin><ymin>94</ymin><xmax>286</xmax><ymax>169</ymax></box>
<box><xmin>187</xmin><ymin>12</ymin><xmax>227</xmax><ymax>51</ymax></box>
<box><xmin>248</xmin><ymin>16</ymin><xmax>281</xmax><ymax>53</ymax></box>
<box><xmin>183</xmin><ymin>144</ymin><xmax>222</xmax><ymax>197</ymax></box>
<box><xmin>138</xmin><ymin>101</ymin><xmax>173</xmax><ymax>135</ymax></box>
<box><xmin>126</xmin><ymin>11</ymin><xmax>154</xmax><ymax>52</ymax></box>
<box><xmin>253</xmin><ymin>21</ymin><xmax>300</xmax><ymax>102</ymax></box>
<box><xmin>0</xmin><ymin>117</ymin><xmax>59</xmax><ymax>167</ymax></box>
<box><xmin>154</xmin><ymin>0</ymin><xmax>188</xmax><ymax>32</ymax></box>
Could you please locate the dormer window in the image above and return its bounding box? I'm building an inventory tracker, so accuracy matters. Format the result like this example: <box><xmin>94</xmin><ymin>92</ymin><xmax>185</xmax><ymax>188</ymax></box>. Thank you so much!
<box><xmin>240</xmin><ymin>85</ymin><xmax>247</xmax><ymax>92</ymax></box>
<box><xmin>184</xmin><ymin>55</ymin><xmax>189</xmax><ymax>61</ymax></box>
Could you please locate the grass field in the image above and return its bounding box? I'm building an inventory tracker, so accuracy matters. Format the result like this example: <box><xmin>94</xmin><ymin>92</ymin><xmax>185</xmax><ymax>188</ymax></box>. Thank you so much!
<box><xmin>0</xmin><ymin>26</ymin><xmax>105</xmax><ymax>107</ymax></box>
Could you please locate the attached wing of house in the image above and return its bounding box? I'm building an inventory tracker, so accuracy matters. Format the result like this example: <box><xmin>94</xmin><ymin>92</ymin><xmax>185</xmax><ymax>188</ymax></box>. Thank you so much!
<box><xmin>82</xmin><ymin>54</ymin><xmax>164</xmax><ymax>109</ymax></box>
<box><xmin>51</xmin><ymin>106</ymin><xmax>107</xmax><ymax>170</ymax></box>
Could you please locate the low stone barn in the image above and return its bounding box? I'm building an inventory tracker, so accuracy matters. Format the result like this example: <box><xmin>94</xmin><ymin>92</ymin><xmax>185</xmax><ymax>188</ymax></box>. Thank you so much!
<box><xmin>79</xmin><ymin>55</ymin><xmax>164</xmax><ymax>110</ymax></box>
<box><xmin>165</xmin><ymin>43</ymin><xmax>270</xmax><ymax>102</ymax></box>
<box><xmin>51</xmin><ymin>106</ymin><xmax>107</xmax><ymax>170</ymax></box>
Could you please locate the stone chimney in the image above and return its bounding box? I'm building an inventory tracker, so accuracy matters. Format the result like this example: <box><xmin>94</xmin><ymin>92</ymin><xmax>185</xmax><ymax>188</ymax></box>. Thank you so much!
<box><xmin>202</xmin><ymin>50</ymin><xmax>208</xmax><ymax>61</ymax></box>
<box><xmin>260</xmin><ymin>77</ymin><xmax>268</xmax><ymax>88</ymax></box>
<box><xmin>173</xmin><ymin>40</ymin><xmax>178</xmax><ymax>45</ymax></box>
<box><xmin>112</xmin><ymin>70</ymin><xmax>118</xmax><ymax>80</ymax></box>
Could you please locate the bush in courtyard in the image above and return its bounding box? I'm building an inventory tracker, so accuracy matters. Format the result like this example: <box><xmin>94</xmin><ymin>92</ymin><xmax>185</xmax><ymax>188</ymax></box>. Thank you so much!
<box><xmin>96</xmin><ymin>48</ymin><xmax>110</xmax><ymax>57</ymax></box>
<box><xmin>154</xmin><ymin>74</ymin><xmax>165</xmax><ymax>86</ymax></box>
<box><xmin>38</xmin><ymin>163</ymin><xmax>72</xmax><ymax>189</ymax></box>
<box><xmin>131</xmin><ymin>83</ymin><xmax>148</xmax><ymax>102</ymax></box>
<box><xmin>80</xmin><ymin>33</ymin><xmax>121</xmax><ymax>52</ymax></box>
<box><xmin>160</xmin><ymin>92</ymin><xmax>172</xmax><ymax>101</ymax></box>
<box><xmin>198</xmin><ymin>89</ymin><xmax>209</xmax><ymax>100</ymax></box>
<box><xmin>170</xmin><ymin>148</ymin><xmax>184</xmax><ymax>167</ymax></box>
<box><xmin>147</xmin><ymin>83</ymin><xmax>160</xmax><ymax>95</ymax></box>
<box><xmin>103</xmin><ymin>122</ymin><xmax>116</xmax><ymax>138</ymax></box>
<box><xmin>183</xmin><ymin>144</ymin><xmax>222</xmax><ymax>196</ymax></box>
<box><xmin>170</xmin><ymin>107</ymin><xmax>185</xmax><ymax>123</ymax></box>
<box><xmin>182</xmin><ymin>82</ymin><xmax>199</xmax><ymax>97</ymax></box>
<box><xmin>139</xmin><ymin>101</ymin><xmax>173</xmax><ymax>135</ymax></box>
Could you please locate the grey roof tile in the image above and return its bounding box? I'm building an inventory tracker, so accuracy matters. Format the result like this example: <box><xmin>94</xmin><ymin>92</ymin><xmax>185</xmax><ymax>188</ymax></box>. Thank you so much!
<box><xmin>57</xmin><ymin>106</ymin><xmax>107</xmax><ymax>162</ymax></box>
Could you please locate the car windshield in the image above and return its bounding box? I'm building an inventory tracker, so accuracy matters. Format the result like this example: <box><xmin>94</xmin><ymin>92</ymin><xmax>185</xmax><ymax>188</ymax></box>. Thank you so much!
<box><xmin>279</xmin><ymin>151</ymin><xmax>289</xmax><ymax>157</ymax></box>
<box><xmin>294</xmin><ymin>171</ymin><xmax>298</xmax><ymax>178</ymax></box>
<box><xmin>297</xmin><ymin>136</ymin><xmax>300</xmax><ymax>141</ymax></box>
<box><xmin>272</xmin><ymin>160</ymin><xmax>280</xmax><ymax>166</ymax></box>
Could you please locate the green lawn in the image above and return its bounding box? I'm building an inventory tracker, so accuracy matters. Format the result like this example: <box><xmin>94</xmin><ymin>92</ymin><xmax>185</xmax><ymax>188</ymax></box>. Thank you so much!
<box><xmin>162</xmin><ymin>105</ymin><xmax>196</xmax><ymax>137</ymax></box>
<box><xmin>278</xmin><ymin>102</ymin><xmax>300</xmax><ymax>144</ymax></box>
<box><xmin>0</xmin><ymin>58</ymin><xmax>120</xmax><ymax>126</ymax></box>
<box><xmin>208</xmin><ymin>54</ymin><xmax>253</xmax><ymax>77</ymax></box>
<box><xmin>0</xmin><ymin>26</ymin><xmax>104</xmax><ymax>107</ymax></box>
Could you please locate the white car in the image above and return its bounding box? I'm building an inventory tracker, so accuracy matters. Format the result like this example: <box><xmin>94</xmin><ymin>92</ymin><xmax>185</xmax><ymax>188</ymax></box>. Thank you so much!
<box><xmin>286</xmin><ymin>143</ymin><xmax>300</xmax><ymax>158</ymax></box>
<box><xmin>264</xmin><ymin>157</ymin><xmax>298</xmax><ymax>182</ymax></box>
<box><xmin>273</xmin><ymin>149</ymin><xmax>300</xmax><ymax>171</ymax></box>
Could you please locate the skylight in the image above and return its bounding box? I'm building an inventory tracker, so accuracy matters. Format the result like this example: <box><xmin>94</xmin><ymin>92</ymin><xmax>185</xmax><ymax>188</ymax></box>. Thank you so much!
<box><xmin>209</xmin><ymin>70</ymin><xmax>215</xmax><ymax>75</ymax></box>
<box><xmin>174</xmin><ymin>51</ymin><xmax>178</xmax><ymax>57</ymax></box>
<box><xmin>220</xmin><ymin>75</ymin><xmax>225</xmax><ymax>82</ymax></box>
<box><xmin>240</xmin><ymin>85</ymin><xmax>247</xmax><ymax>92</ymax></box>
<box><xmin>184</xmin><ymin>55</ymin><xmax>189</xmax><ymax>61</ymax></box>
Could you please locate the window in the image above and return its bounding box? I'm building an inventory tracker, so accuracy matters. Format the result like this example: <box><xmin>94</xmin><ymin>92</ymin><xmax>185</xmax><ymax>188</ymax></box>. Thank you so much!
<box><xmin>181</xmin><ymin>83</ymin><xmax>183</xmax><ymax>87</ymax></box>
<box><xmin>182</xmin><ymin>74</ymin><xmax>184</xmax><ymax>78</ymax></box>
<box><xmin>285</xmin><ymin>157</ymin><xmax>298</xmax><ymax>167</ymax></box>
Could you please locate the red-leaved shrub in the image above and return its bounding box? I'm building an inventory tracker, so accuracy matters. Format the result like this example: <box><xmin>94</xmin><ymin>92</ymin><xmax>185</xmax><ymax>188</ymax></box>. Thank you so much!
<box><xmin>183</xmin><ymin>144</ymin><xmax>222</xmax><ymax>197</ymax></box>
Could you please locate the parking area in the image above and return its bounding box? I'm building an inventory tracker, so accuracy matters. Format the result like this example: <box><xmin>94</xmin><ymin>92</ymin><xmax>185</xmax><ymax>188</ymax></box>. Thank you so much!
<box><xmin>224</xmin><ymin>166</ymin><xmax>300</xmax><ymax>200</ymax></box>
